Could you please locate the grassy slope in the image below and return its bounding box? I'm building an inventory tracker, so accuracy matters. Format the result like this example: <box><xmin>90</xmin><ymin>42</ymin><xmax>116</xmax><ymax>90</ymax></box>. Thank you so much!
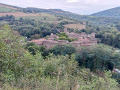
<box><xmin>64</xmin><ymin>24</ymin><xmax>86</xmax><ymax>29</ymax></box>
<box><xmin>19</xmin><ymin>13</ymin><xmax>58</xmax><ymax>22</ymax></box>
<box><xmin>0</xmin><ymin>7</ymin><xmax>17</xmax><ymax>13</ymax></box>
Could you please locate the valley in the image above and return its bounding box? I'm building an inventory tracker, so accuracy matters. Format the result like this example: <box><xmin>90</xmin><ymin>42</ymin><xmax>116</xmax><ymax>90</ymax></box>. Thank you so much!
<box><xmin>0</xmin><ymin>3</ymin><xmax>120</xmax><ymax>90</ymax></box>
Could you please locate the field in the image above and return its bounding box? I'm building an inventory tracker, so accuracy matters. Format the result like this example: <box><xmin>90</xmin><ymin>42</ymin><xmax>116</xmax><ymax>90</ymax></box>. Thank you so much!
<box><xmin>19</xmin><ymin>13</ymin><xmax>58</xmax><ymax>21</ymax></box>
<box><xmin>0</xmin><ymin>4</ymin><xmax>20</xmax><ymax>13</ymax></box>
<box><xmin>0</xmin><ymin>4</ymin><xmax>19</xmax><ymax>10</ymax></box>
<box><xmin>0</xmin><ymin>7</ymin><xmax>18</xmax><ymax>13</ymax></box>
<box><xmin>64</xmin><ymin>24</ymin><xmax>86</xmax><ymax>29</ymax></box>
<box><xmin>0</xmin><ymin>12</ymin><xmax>40</xmax><ymax>17</ymax></box>
<box><xmin>0</xmin><ymin>12</ymin><xmax>58</xmax><ymax>22</ymax></box>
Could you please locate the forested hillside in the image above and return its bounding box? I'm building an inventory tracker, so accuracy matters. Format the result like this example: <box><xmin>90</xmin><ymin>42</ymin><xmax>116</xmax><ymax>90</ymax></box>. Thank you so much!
<box><xmin>91</xmin><ymin>7</ymin><xmax>120</xmax><ymax>17</ymax></box>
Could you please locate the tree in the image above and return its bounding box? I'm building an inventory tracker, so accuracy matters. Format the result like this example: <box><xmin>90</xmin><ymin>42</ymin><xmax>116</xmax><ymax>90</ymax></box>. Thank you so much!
<box><xmin>25</xmin><ymin>42</ymin><xmax>46</xmax><ymax>55</ymax></box>
<box><xmin>0</xmin><ymin>25</ymin><xmax>27</xmax><ymax>81</ymax></box>
<box><xmin>49</xmin><ymin>45</ymin><xmax>76</xmax><ymax>56</ymax></box>
<box><xmin>76</xmin><ymin>45</ymin><xmax>120</xmax><ymax>71</ymax></box>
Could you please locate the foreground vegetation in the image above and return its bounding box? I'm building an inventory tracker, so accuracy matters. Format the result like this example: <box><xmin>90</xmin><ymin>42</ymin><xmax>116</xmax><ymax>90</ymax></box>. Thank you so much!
<box><xmin>0</xmin><ymin>25</ymin><xmax>120</xmax><ymax>90</ymax></box>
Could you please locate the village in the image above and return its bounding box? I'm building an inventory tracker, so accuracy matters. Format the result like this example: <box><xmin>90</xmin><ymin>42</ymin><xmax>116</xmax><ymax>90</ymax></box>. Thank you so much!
<box><xmin>29</xmin><ymin>28</ymin><xmax>97</xmax><ymax>49</ymax></box>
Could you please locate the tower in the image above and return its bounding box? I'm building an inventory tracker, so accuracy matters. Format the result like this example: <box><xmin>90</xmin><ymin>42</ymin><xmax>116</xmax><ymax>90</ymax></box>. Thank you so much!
<box><xmin>64</xmin><ymin>28</ymin><xmax>68</xmax><ymax>34</ymax></box>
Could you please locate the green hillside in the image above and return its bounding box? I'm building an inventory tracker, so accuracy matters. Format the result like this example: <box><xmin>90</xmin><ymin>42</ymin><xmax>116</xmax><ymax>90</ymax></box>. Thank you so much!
<box><xmin>0</xmin><ymin>7</ymin><xmax>16</xmax><ymax>13</ymax></box>
<box><xmin>0</xmin><ymin>3</ymin><xmax>21</xmax><ymax>13</ymax></box>
<box><xmin>91</xmin><ymin>7</ymin><xmax>120</xmax><ymax>17</ymax></box>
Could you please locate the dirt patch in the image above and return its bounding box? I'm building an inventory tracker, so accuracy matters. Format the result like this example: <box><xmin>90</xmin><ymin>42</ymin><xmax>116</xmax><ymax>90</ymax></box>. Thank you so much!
<box><xmin>0</xmin><ymin>12</ymin><xmax>40</xmax><ymax>17</ymax></box>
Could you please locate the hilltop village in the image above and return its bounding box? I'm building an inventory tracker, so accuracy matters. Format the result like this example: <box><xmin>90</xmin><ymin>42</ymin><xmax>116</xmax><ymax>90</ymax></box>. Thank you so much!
<box><xmin>29</xmin><ymin>28</ymin><xmax>97</xmax><ymax>49</ymax></box>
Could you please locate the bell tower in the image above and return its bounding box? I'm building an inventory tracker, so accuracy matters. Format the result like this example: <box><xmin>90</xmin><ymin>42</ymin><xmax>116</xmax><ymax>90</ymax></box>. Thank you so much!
<box><xmin>64</xmin><ymin>28</ymin><xmax>68</xmax><ymax>34</ymax></box>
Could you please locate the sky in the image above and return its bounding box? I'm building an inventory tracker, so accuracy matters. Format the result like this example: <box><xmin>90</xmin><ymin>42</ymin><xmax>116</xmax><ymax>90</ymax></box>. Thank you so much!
<box><xmin>1</xmin><ymin>0</ymin><xmax>120</xmax><ymax>15</ymax></box>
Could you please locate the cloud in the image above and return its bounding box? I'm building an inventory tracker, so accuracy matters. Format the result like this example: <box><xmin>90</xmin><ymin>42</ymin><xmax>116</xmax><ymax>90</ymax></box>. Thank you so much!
<box><xmin>84</xmin><ymin>0</ymin><xmax>99</xmax><ymax>4</ymax></box>
<box><xmin>93</xmin><ymin>0</ymin><xmax>98</xmax><ymax>2</ymax></box>
<box><xmin>66</xmin><ymin>0</ymin><xmax>79</xmax><ymax>3</ymax></box>
<box><xmin>27</xmin><ymin>0</ymin><xmax>33</xmax><ymax>3</ymax></box>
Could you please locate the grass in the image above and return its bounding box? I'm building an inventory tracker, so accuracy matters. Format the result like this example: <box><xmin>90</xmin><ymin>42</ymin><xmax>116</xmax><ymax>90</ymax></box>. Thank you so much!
<box><xmin>64</xmin><ymin>24</ymin><xmax>86</xmax><ymax>29</ymax></box>
<box><xmin>0</xmin><ymin>7</ymin><xmax>17</xmax><ymax>13</ymax></box>
<box><xmin>17</xmin><ymin>13</ymin><xmax>58</xmax><ymax>22</ymax></box>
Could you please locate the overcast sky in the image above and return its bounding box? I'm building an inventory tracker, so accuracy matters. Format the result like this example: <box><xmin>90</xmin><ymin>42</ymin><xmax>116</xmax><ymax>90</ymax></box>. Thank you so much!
<box><xmin>1</xmin><ymin>0</ymin><xmax>120</xmax><ymax>15</ymax></box>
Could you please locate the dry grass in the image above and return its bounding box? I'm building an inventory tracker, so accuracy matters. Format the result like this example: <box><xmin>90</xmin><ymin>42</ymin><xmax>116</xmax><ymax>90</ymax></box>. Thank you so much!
<box><xmin>64</xmin><ymin>24</ymin><xmax>86</xmax><ymax>29</ymax></box>
<box><xmin>0</xmin><ymin>12</ymin><xmax>40</xmax><ymax>17</ymax></box>
<box><xmin>18</xmin><ymin>13</ymin><xmax>58</xmax><ymax>22</ymax></box>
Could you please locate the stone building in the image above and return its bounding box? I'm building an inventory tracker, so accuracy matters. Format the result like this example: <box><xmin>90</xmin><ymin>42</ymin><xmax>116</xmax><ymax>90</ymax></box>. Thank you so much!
<box><xmin>29</xmin><ymin>29</ymin><xmax>97</xmax><ymax>49</ymax></box>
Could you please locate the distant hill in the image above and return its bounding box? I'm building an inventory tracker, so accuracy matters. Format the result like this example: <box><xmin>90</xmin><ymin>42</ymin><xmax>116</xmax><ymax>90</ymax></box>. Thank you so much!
<box><xmin>91</xmin><ymin>7</ymin><xmax>120</xmax><ymax>17</ymax></box>
<box><xmin>0</xmin><ymin>3</ymin><xmax>21</xmax><ymax>13</ymax></box>
<box><xmin>0</xmin><ymin>3</ymin><xmax>88</xmax><ymax>20</ymax></box>
<box><xmin>23</xmin><ymin>7</ymin><xmax>69</xmax><ymax>14</ymax></box>
<box><xmin>0</xmin><ymin>3</ymin><xmax>120</xmax><ymax>27</ymax></box>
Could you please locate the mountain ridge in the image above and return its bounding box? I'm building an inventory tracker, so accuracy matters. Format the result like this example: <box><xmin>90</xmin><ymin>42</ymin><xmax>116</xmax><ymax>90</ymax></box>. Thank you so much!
<box><xmin>91</xmin><ymin>7</ymin><xmax>120</xmax><ymax>17</ymax></box>
<box><xmin>0</xmin><ymin>3</ymin><xmax>70</xmax><ymax>14</ymax></box>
